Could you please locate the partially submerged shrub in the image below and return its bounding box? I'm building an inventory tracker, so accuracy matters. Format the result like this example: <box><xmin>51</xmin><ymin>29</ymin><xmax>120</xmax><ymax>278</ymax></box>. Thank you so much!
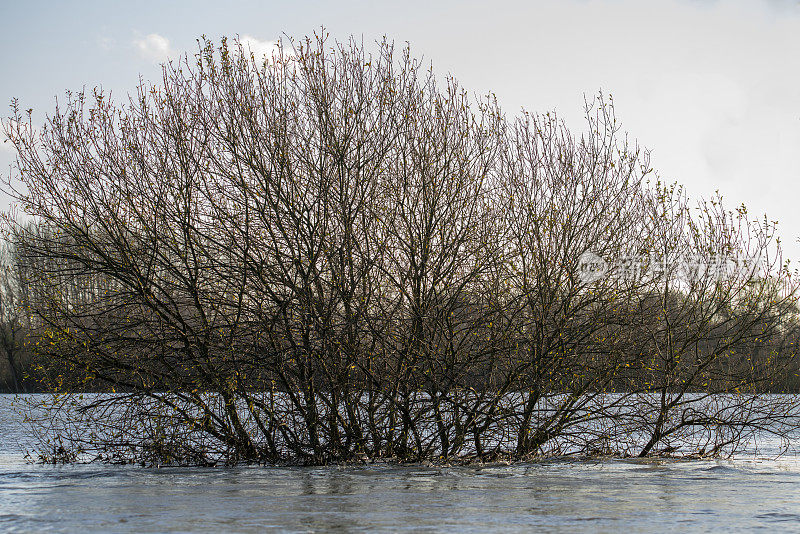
<box><xmin>4</xmin><ymin>32</ymin><xmax>800</xmax><ymax>465</ymax></box>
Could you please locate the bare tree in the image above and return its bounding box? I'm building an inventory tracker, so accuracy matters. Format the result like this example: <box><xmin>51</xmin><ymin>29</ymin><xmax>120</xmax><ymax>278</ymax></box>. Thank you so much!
<box><xmin>620</xmin><ymin>183</ymin><xmax>800</xmax><ymax>457</ymax></box>
<box><xmin>496</xmin><ymin>96</ymin><xmax>655</xmax><ymax>456</ymax></box>
<box><xmin>2</xmin><ymin>32</ymin><xmax>798</xmax><ymax>465</ymax></box>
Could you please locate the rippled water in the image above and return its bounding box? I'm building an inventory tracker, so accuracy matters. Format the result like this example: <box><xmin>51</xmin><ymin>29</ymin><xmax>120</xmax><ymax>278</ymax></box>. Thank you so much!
<box><xmin>2</xmin><ymin>395</ymin><xmax>800</xmax><ymax>532</ymax></box>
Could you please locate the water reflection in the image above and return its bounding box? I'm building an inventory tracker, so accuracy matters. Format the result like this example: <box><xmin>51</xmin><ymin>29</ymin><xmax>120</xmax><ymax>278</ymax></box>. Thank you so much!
<box><xmin>2</xmin><ymin>459</ymin><xmax>800</xmax><ymax>532</ymax></box>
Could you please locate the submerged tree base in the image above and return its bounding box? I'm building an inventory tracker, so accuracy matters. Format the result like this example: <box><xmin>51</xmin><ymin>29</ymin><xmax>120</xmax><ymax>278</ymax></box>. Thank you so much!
<box><xmin>19</xmin><ymin>391</ymin><xmax>800</xmax><ymax>467</ymax></box>
<box><xmin>28</xmin><ymin>447</ymin><xmax>790</xmax><ymax>469</ymax></box>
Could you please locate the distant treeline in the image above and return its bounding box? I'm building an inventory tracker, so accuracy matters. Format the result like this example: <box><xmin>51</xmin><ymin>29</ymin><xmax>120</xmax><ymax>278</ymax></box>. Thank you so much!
<box><xmin>2</xmin><ymin>278</ymin><xmax>800</xmax><ymax>395</ymax></box>
<box><xmin>2</xmin><ymin>33</ymin><xmax>799</xmax><ymax>464</ymax></box>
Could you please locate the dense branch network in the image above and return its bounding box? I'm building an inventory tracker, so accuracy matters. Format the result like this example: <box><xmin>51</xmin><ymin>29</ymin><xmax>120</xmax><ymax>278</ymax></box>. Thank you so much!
<box><xmin>1</xmin><ymin>33</ymin><xmax>799</xmax><ymax>465</ymax></box>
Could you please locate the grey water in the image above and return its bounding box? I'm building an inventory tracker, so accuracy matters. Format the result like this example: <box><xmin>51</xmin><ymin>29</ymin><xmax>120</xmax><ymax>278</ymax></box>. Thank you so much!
<box><xmin>2</xmin><ymin>395</ymin><xmax>800</xmax><ymax>532</ymax></box>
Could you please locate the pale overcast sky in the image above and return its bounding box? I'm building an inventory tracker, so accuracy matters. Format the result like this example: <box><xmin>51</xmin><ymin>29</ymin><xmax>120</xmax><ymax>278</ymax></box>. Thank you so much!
<box><xmin>1</xmin><ymin>0</ymin><xmax>799</xmax><ymax>260</ymax></box>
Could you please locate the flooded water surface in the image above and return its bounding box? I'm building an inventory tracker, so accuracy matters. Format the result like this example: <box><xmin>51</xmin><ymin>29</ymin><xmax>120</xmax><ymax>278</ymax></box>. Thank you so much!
<box><xmin>2</xmin><ymin>395</ymin><xmax>800</xmax><ymax>533</ymax></box>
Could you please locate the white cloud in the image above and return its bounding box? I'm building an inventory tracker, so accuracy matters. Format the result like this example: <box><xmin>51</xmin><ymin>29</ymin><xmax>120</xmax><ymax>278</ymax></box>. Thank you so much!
<box><xmin>238</xmin><ymin>35</ymin><xmax>284</xmax><ymax>62</ymax></box>
<box><xmin>133</xmin><ymin>33</ymin><xmax>175</xmax><ymax>63</ymax></box>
